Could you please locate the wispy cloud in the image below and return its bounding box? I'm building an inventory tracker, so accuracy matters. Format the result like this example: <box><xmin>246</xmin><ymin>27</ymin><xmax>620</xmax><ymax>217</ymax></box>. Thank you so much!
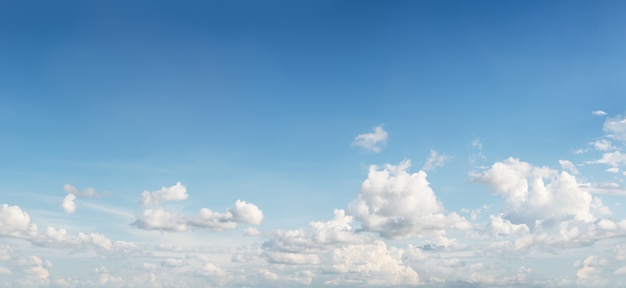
<box><xmin>592</xmin><ymin>110</ymin><xmax>607</xmax><ymax>116</ymax></box>
<box><xmin>352</xmin><ymin>125</ymin><xmax>388</xmax><ymax>153</ymax></box>
<box><xmin>423</xmin><ymin>149</ymin><xmax>451</xmax><ymax>171</ymax></box>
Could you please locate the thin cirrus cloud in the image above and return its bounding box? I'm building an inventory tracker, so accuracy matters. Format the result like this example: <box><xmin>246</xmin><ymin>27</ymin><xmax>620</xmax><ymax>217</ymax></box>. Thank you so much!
<box><xmin>351</xmin><ymin>125</ymin><xmax>388</xmax><ymax>153</ymax></box>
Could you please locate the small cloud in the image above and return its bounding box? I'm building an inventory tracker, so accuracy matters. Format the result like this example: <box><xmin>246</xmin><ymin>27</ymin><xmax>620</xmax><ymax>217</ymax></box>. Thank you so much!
<box><xmin>62</xmin><ymin>194</ymin><xmax>76</xmax><ymax>214</ymax></box>
<box><xmin>592</xmin><ymin>110</ymin><xmax>607</xmax><ymax>116</ymax></box>
<box><xmin>604</xmin><ymin>115</ymin><xmax>626</xmax><ymax>141</ymax></box>
<box><xmin>351</xmin><ymin>125</ymin><xmax>388</xmax><ymax>153</ymax></box>
<box><xmin>423</xmin><ymin>149</ymin><xmax>451</xmax><ymax>171</ymax></box>
<box><xmin>606</xmin><ymin>167</ymin><xmax>620</xmax><ymax>173</ymax></box>
<box><xmin>559</xmin><ymin>160</ymin><xmax>579</xmax><ymax>174</ymax></box>
<box><xmin>139</xmin><ymin>182</ymin><xmax>188</xmax><ymax>206</ymax></box>
<box><xmin>62</xmin><ymin>184</ymin><xmax>99</xmax><ymax>214</ymax></box>
<box><xmin>593</xmin><ymin>139</ymin><xmax>615</xmax><ymax>151</ymax></box>
<box><xmin>469</xmin><ymin>137</ymin><xmax>486</xmax><ymax>163</ymax></box>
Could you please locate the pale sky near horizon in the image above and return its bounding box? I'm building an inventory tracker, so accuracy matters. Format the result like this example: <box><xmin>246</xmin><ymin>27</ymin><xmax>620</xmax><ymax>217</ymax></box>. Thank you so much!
<box><xmin>2</xmin><ymin>1</ymin><xmax>626</xmax><ymax>287</ymax></box>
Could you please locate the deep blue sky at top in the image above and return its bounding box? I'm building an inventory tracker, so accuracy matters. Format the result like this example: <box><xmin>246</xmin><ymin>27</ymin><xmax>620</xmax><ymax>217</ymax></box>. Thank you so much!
<box><xmin>1</xmin><ymin>1</ymin><xmax>626</xmax><ymax>217</ymax></box>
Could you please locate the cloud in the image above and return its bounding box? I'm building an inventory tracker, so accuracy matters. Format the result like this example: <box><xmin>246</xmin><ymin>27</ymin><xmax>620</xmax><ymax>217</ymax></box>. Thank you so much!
<box><xmin>133</xmin><ymin>198</ymin><xmax>264</xmax><ymax>232</ymax></box>
<box><xmin>325</xmin><ymin>241</ymin><xmax>419</xmax><ymax>286</ymax></box>
<box><xmin>422</xmin><ymin>149</ymin><xmax>451</xmax><ymax>171</ymax></box>
<box><xmin>61</xmin><ymin>184</ymin><xmax>99</xmax><ymax>214</ymax></box>
<box><xmin>139</xmin><ymin>182</ymin><xmax>188</xmax><ymax>206</ymax></box>
<box><xmin>63</xmin><ymin>184</ymin><xmax>98</xmax><ymax>198</ymax></box>
<box><xmin>603</xmin><ymin>115</ymin><xmax>626</xmax><ymax>141</ymax></box>
<box><xmin>62</xmin><ymin>193</ymin><xmax>76</xmax><ymax>214</ymax></box>
<box><xmin>593</xmin><ymin>139</ymin><xmax>615</xmax><ymax>151</ymax></box>
<box><xmin>350</xmin><ymin>160</ymin><xmax>470</xmax><ymax>238</ymax></box>
<box><xmin>594</xmin><ymin>151</ymin><xmax>626</xmax><ymax>167</ymax></box>
<box><xmin>132</xmin><ymin>208</ymin><xmax>189</xmax><ymax>232</ymax></box>
<box><xmin>581</xmin><ymin>182</ymin><xmax>626</xmax><ymax>195</ymax></box>
<box><xmin>231</xmin><ymin>200</ymin><xmax>264</xmax><ymax>225</ymax></box>
<box><xmin>0</xmin><ymin>204</ymin><xmax>36</xmax><ymax>237</ymax></box>
<box><xmin>592</xmin><ymin>110</ymin><xmax>607</xmax><ymax>116</ymax></box>
<box><xmin>559</xmin><ymin>160</ymin><xmax>579</xmax><ymax>174</ymax></box>
<box><xmin>261</xmin><ymin>210</ymin><xmax>420</xmax><ymax>286</ymax></box>
<box><xmin>469</xmin><ymin>137</ymin><xmax>486</xmax><ymax>163</ymax></box>
<box><xmin>475</xmin><ymin>158</ymin><xmax>596</xmax><ymax>229</ymax></box>
<box><xmin>351</xmin><ymin>125</ymin><xmax>388</xmax><ymax>153</ymax></box>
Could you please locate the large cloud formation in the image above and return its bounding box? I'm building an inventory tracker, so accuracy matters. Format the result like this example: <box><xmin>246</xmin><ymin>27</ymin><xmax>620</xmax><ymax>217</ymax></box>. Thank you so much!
<box><xmin>350</xmin><ymin>160</ymin><xmax>470</xmax><ymax>238</ymax></box>
<box><xmin>475</xmin><ymin>157</ymin><xmax>596</xmax><ymax>230</ymax></box>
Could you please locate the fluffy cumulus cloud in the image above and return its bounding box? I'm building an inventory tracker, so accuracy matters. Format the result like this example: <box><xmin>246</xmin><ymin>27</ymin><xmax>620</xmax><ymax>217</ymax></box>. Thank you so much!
<box><xmin>133</xmin><ymin>184</ymin><xmax>264</xmax><ymax>232</ymax></box>
<box><xmin>351</xmin><ymin>125</ymin><xmax>388</xmax><ymax>153</ymax></box>
<box><xmin>0</xmin><ymin>204</ymin><xmax>36</xmax><ymax>237</ymax></box>
<box><xmin>350</xmin><ymin>160</ymin><xmax>470</xmax><ymax>238</ymax></box>
<box><xmin>475</xmin><ymin>158</ymin><xmax>597</xmax><ymax>229</ymax></box>
<box><xmin>139</xmin><ymin>182</ymin><xmax>188</xmax><ymax>206</ymax></box>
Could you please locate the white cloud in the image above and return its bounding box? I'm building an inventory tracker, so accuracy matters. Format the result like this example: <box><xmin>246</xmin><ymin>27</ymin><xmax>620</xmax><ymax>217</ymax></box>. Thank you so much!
<box><xmin>188</xmin><ymin>208</ymin><xmax>238</xmax><ymax>231</ymax></box>
<box><xmin>231</xmin><ymin>200</ymin><xmax>264</xmax><ymax>225</ymax></box>
<box><xmin>62</xmin><ymin>193</ymin><xmax>76</xmax><ymax>214</ymax></box>
<box><xmin>592</xmin><ymin>110</ymin><xmax>607</xmax><ymax>116</ymax></box>
<box><xmin>593</xmin><ymin>139</ymin><xmax>615</xmax><ymax>151</ymax></box>
<box><xmin>351</xmin><ymin>125</ymin><xmax>388</xmax><ymax>153</ymax></box>
<box><xmin>61</xmin><ymin>184</ymin><xmax>99</xmax><ymax>214</ymax></box>
<box><xmin>469</xmin><ymin>137</ymin><xmax>486</xmax><ymax>163</ymax></box>
<box><xmin>423</xmin><ymin>149</ymin><xmax>451</xmax><ymax>171</ymax></box>
<box><xmin>139</xmin><ymin>182</ymin><xmax>188</xmax><ymax>206</ymax></box>
<box><xmin>594</xmin><ymin>151</ymin><xmax>626</xmax><ymax>167</ymax></box>
<box><xmin>133</xmin><ymin>199</ymin><xmax>264</xmax><ymax>232</ymax></box>
<box><xmin>350</xmin><ymin>161</ymin><xmax>470</xmax><ymax>238</ymax></box>
<box><xmin>261</xmin><ymin>210</ymin><xmax>420</xmax><ymax>286</ymax></box>
<box><xmin>132</xmin><ymin>208</ymin><xmax>188</xmax><ymax>232</ymax></box>
<box><xmin>606</xmin><ymin>167</ymin><xmax>620</xmax><ymax>173</ymax></box>
<box><xmin>486</xmin><ymin>214</ymin><xmax>530</xmax><ymax>237</ymax></box>
<box><xmin>0</xmin><ymin>204</ymin><xmax>36</xmax><ymax>237</ymax></box>
<box><xmin>475</xmin><ymin>158</ymin><xmax>595</xmax><ymax>229</ymax></box>
<box><xmin>581</xmin><ymin>182</ymin><xmax>626</xmax><ymax>196</ymax></box>
<box><xmin>63</xmin><ymin>184</ymin><xmax>98</xmax><ymax>198</ymax></box>
<box><xmin>559</xmin><ymin>160</ymin><xmax>579</xmax><ymax>174</ymax></box>
<box><xmin>326</xmin><ymin>241</ymin><xmax>419</xmax><ymax>286</ymax></box>
<box><xmin>604</xmin><ymin>115</ymin><xmax>626</xmax><ymax>141</ymax></box>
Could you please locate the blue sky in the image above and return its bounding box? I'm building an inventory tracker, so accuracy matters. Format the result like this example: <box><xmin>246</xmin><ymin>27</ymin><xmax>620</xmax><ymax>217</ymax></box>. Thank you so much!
<box><xmin>2</xmin><ymin>1</ymin><xmax>626</xmax><ymax>286</ymax></box>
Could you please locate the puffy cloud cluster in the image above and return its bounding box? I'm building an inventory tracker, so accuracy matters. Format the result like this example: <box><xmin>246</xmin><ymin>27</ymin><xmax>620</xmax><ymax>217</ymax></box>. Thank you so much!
<box><xmin>261</xmin><ymin>210</ymin><xmax>420</xmax><ymax>286</ymax></box>
<box><xmin>132</xmin><ymin>182</ymin><xmax>263</xmax><ymax>233</ymax></box>
<box><xmin>0</xmin><ymin>204</ymin><xmax>36</xmax><ymax>238</ymax></box>
<box><xmin>352</xmin><ymin>125</ymin><xmax>388</xmax><ymax>153</ymax></box>
<box><xmin>475</xmin><ymin>158</ymin><xmax>598</xmax><ymax>229</ymax></box>
<box><xmin>350</xmin><ymin>160</ymin><xmax>470</xmax><ymax>238</ymax></box>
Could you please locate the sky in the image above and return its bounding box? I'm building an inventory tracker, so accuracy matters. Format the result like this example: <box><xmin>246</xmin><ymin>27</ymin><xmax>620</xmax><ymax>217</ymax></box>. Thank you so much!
<box><xmin>1</xmin><ymin>0</ymin><xmax>626</xmax><ymax>286</ymax></box>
